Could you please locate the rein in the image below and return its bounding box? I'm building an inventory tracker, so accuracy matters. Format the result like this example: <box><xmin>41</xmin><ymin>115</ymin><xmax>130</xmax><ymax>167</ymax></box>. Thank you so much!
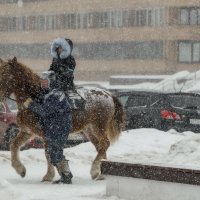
<box><xmin>7</xmin><ymin>95</ymin><xmax>17</xmax><ymax>102</ymax></box>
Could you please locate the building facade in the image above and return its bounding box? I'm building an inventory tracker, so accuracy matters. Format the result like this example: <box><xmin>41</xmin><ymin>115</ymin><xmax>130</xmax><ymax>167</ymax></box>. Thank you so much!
<box><xmin>0</xmin><ymin>0</ymin><xmax>199</xmax><ymax>81</ymax></box>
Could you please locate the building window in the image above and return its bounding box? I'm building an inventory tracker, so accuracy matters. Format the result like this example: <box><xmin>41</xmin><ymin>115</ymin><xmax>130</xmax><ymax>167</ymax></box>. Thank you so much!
<box><xmin>198</xmin><ymin>9</ymin><xmax>200</xmax><ymax>24</ymax></box>
<box><xmin>77</xmin><ymin>41</ymin><xmax>163</xmax><ymax>60</ymax></box>
<box><xmin>149</xmin><ymin>8</ymin><xmax>164</xmax><ymax>26</ymax></box>
<box><xmin>136</xmin><ymin>10</ymin><xmax>147</xmax><ymax>26</ymax></box>
<box><xmin>0</xmin><ymin>41</ymin><xmax>163</xmax><ymax>60</ymax></box>
<box><xmin>180</xmin><ymin>9</ymin><xmax>189</xmax><ymax>24</ymax></box>
<box><xmin>134</xmin><ymin>8</ymin><xmax>164</xmax><ymax>27</ymax></box>
<box><xmin>37</xmin><ymin>15</ymin><xmax>45</xmax><ymax>31</ymax></box>
<box><xmin>122</xmin><ymin>10</ymin><xmax>129</xmax><ymax>27</ymax></box>
<box><xmin>190</xmin><ymin>9</ymin><xmax>198</xmax><ymax>25</ymax></box>
<box><xmin>46</xmin><ymin>15</ymin><xmax>54</xmax><ymax>30</ymax></box>
<box><xmin>0</xmin><ymin>7</ymin><xmax>165</xmax><ymax>32</ymax></box>
<box><xmin>128</xmin><ymin>10</ymin><xmax>136</xmax><ymax>26</ymax></box>
<box><xmin>179</xmin><ymin>41</ymin><xmax>200</xmax><ymax>63</ymax></box>
<box><xmin>193</xmin><ymin>43</ymin><xmax>200</xmax><ymax>62</ymax></box>
<box><xmin>180</xmin><ymin>8</ymin><xmax>200</xmax><ymax>25</ymax></box>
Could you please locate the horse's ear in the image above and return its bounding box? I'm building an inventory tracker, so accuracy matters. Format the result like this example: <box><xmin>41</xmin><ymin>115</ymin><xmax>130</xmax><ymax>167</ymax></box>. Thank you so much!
<box><xmin>12</xmin><ymin>57</ymin><xmax>17</xmax><ymax>63</ymax></box>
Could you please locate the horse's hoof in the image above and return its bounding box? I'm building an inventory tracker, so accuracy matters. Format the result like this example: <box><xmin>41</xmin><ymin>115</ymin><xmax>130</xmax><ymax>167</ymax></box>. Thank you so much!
<box><xmin>42</xmin><ymin>175</ymin><xmax>54</xmax><ymax>182</ymax></box>
<box><xmin>95</xmin><ymin>174</ymin><xmax>105</xmax><ymax>180</ymax></box>
<box><xmin>91</xmin><ymin>172</ymin><xmax>100</xmax><ymax>180</ymax></box>
<box><xmin>20</xmin><ymin>168</ymin><xmax>26</xmax><ymax>178</ymax></box>
<box><xmin>90</xmin><ymin>161</ymin><xmax>100</xmax><ymax>180</ymax></box>
<box><xmin>41</xmin><ymin>177</ymin><xmax>53</xmax><ymax>182</ymax></box>
<box><xmin>15</xmin><ymin>164</ymin><xmax>26</xmax><ymax>178</ymax></box>
<box><xmin>12</xmin><ymin>162</ymin><xmax>26</xmax><ymax>178</ymax></box>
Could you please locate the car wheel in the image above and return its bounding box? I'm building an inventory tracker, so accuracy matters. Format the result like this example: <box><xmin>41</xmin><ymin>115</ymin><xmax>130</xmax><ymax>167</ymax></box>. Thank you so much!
<box><xmin>3</xmin><ymin>125</ymin><xmax>19</xmax><ymax>150</ymax></box>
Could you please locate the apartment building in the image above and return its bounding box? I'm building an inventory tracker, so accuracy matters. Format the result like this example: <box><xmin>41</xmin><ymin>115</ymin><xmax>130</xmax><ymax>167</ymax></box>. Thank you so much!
<box><xmin>0</xmin><ymin>0</ymin><xmax>199</xmax><ymax>81</ymax></box>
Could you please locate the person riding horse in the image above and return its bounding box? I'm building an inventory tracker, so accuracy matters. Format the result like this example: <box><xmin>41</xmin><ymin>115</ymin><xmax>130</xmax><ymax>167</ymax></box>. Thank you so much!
<box><xmin>49</xmin><ymin>37</ymin><xmax>76</xmax><ymax>91</ymax></box>
<box><xmin>49</xmin><ymin>37</ymin><xmax>86</xmax><ymax>110</ymax></box>
<box><xmin>24</xmin><ymin>71</ymin><xmax>73</xmax><ymax>184</ymax></box>
<box><xmin>0</xmin><ymin>57</ymin><xmax>123</xmax><ymax>182</ymax></box>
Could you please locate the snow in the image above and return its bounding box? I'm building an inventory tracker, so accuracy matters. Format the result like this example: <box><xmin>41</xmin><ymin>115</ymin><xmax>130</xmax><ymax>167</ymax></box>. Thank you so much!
<box><xmin>3</xmin><ymin>70</ymin><xmax>200</xmax><ymax>199</ymax></box>
<box><xmin>110</xmin><ymin>75</ymin><xmax>169</xmax><ymax>79</ymax></box>
<box><xmin>1</xmin><ymin>128</ymin><xmax>200</xmax><ymax>200</ymax></box>
<box><xmin>76</xmin><ymin>70</ymin><xmax>200</xmax><ymax>93</ymax></box>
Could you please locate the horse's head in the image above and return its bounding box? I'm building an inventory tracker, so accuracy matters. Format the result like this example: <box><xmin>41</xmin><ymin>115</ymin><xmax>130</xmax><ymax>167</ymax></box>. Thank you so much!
<box><xmin>0</xmin><ymin>57</ymin><xmax>15</xmax><ymax>98</ymax></box>
<box><xmin>0</xmin><ymin>57</ymin><xmax>41</xmax><ymax>101</ymax></box>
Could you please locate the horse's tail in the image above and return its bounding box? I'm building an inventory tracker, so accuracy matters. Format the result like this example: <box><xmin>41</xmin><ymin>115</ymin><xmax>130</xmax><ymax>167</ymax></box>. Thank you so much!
<box><xmin>108</xmin><ymin>95</ymin><xmax>124</xmax><ymax>143</ymax></box>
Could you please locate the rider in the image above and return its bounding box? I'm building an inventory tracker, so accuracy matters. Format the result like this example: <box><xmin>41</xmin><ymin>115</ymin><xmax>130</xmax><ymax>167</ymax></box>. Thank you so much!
<box><xmin>23</xmin><ymin>71</ymin><xmax>73</xmax><ymax>184</ymax></box>
<box><xmin>49</xmin><ymin>37</ymin><xmax>76</xmax><ymax>91</ymax></box>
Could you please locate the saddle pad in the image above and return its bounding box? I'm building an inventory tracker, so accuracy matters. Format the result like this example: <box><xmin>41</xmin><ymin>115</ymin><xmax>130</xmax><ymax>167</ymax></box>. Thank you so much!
<box><xmin>68</xmin><ymin>91</ymin><xmax>86</xmax><ymax>110</ymax></box>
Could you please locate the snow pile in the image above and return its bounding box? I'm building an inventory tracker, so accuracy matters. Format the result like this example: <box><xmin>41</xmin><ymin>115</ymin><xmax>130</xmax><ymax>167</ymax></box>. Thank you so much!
<box><xmin>167</xmin><ymin>135</ymin><xmax>200</xmax><ymax>167</ymax></box>
<box><xmin>105</xmin><ymin>129</ymin><xmax>185</xmax><ymax>164</ymax></box>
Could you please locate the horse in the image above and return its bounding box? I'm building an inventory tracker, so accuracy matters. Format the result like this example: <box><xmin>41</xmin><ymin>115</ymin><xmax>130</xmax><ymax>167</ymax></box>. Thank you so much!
<box><xmin>0</xmin><ymin>57</ymin><xmax>124</xmax><ymax>181</ymax></box>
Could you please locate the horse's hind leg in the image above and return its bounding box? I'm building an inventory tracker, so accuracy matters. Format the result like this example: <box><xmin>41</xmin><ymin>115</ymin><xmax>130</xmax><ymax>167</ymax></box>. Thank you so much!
<box><xmin>10</xmin><ymin>131</ymin><xmax>32</xmax><ymax>177</ymax></box>
<box><xmin>42</xmin><ymin>141</ymin><xmax>55</xmax><ymax>182</ymax></box>
<box><xmin>88</xmin><ymin>129</ymin><xmax>110</xmax><ymax>180</ymax></box>
<box><xmin>91</xmin><ymin>136</ymin><xmax>110</xmax><ymax>180</ymax></box>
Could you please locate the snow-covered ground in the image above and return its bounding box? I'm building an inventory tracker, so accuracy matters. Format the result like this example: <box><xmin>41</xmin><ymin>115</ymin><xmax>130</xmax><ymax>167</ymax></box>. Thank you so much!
<box><xmin>1</xmin><ymin>128</ymin><xmax>200</xmax><ymax>200</ymax></box>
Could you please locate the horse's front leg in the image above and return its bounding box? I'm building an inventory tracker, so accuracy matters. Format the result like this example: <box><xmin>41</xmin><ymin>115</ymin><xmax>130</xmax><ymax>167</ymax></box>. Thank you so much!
<box><xmin>10</xmin><ymin>131</ymin><xmax>32</xmax><ymax>177</ymax></box>
<box><xmin>42</xmin><ymin>141</ymin><xmax>55</xmax><ymax>182</ymax></box>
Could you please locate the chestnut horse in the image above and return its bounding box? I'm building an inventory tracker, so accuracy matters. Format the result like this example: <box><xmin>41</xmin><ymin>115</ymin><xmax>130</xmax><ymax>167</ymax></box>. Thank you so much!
<box><xmin>0</xmin><ymin>57</ymin><xmax>124</xmax><ymax>181</ymax></box>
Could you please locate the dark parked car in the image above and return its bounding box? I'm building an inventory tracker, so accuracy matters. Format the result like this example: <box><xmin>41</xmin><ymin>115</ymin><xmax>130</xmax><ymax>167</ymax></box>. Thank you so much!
<box><xmin>116</xmin><ymin>90</ymin><xmax>200</xmax><ymax>133</ymax></box>
<box><xmin>0</xmin><ymin>98</ymin><xmax>19</xmax><ymax>150</ymax></box>
<box><xmin>0</xmin><ymin>98</ymin><xmax>45</xmax><ymax>150</ymax></box>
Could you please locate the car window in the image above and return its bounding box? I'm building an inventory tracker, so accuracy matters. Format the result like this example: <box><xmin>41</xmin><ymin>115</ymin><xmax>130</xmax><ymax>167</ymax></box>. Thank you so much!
<box><xmin>149</xmin><ymin>95</ymin><xmax>161</xmax><ymax>105</ymax></box>
<box><xmin>169</xmin><ymin>95</ymin><xmax>200</xmax><ymax>108</ymax></box>
<box><xmin>6</xmin><ymin>98</ymin><xmax>18</xmax><ymax>111</ymax></box>
<box><xmin>117</xmin><ymin>95</ymin><xmax>129</xmax><ymax>107</ymax></box>
<box><xmin>0</xmin><ymin>103</ymin><xmax>5</xmax><ymax>112</ymax></box>
<box><xmin>126</xmin><ymin>95</ymin><xmax>147</xmax><ymax>107</ymax></box>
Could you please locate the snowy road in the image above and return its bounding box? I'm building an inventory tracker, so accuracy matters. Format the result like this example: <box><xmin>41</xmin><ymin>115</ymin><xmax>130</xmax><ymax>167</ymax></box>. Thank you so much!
<box><xmin>1</xmin><ymin>128</ymin><xmax>200</xmax><ymax>200</ymax></box>
<box><xmin>0</xmin><ymin>145</ymin><xmax>107</xmax><ymax>200</ymax></box>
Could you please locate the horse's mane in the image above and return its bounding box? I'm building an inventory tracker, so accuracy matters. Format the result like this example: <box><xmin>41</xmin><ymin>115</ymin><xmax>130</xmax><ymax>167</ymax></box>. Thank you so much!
<box><xmin>8</xmin><ymin>57</ymin><xmax>40</xmax><ymax>81</ymax></box>
<box><xmin>7</xmin><ymin>57</ymin><xmax>41</xmax><ymax>99</ymax></box>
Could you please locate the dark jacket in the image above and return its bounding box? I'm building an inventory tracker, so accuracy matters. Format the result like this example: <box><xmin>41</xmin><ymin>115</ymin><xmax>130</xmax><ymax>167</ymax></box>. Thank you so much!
<box><xmin>49</xmin><ymin>56</ymin><xmax>76</xmax><ymax>90</ymax></box>
<box><xmin>28</xmin><ymin>89</ymin><xmax>72</xmax><ymax>139</ymax></box>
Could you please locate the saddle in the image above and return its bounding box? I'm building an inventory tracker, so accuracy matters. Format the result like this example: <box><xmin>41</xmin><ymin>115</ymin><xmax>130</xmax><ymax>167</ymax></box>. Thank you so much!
<box><xmin>66</xmin><ymin>89</ymin><xmax>86</xmax><ymax>111</ymax></box>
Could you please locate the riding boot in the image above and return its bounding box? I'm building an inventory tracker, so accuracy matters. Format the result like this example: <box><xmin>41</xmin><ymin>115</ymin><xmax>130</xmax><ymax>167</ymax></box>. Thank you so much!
<box><xmin>53</xmin><ymin>159</ymin><xmax>73</xmax><ymax>184</ymax></box>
